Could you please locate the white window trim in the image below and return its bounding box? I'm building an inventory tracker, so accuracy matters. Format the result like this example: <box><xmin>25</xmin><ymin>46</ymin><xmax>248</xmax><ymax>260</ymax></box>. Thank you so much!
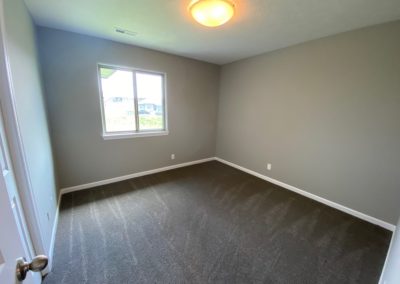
<box><xmin>102</xmin><ymin>131</ymin><xmax>169</xmax><ymax>140</ymax></box>
<box><xmin>97</xmin><ymin>63</ymin><xmax>168</xmax><ymax>139</ymax></box>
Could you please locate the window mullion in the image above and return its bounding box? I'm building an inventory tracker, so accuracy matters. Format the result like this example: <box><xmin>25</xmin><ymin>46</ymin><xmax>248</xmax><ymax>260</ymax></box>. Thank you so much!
<box><xmin>132</xmin><ymin>71</ymin><xmax>140</xmax><ymax>132</ymax></box>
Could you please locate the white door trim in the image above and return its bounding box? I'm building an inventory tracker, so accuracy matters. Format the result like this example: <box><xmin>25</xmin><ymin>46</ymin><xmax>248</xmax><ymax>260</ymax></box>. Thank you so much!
<box><xmin>0</xmin><ymin>0</ymin><xmax>47</xmax><ymax>272</ymax></box>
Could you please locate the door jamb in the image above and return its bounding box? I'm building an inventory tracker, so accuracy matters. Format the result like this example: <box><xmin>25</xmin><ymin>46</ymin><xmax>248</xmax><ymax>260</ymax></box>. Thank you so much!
<box><xmin>0</xmin><ymin>0</ymin><xmax>47</xmax><ymax>273</ymax></box>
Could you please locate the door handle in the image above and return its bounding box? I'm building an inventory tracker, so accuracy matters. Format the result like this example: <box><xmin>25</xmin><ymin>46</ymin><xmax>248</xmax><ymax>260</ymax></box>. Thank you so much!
<box><xmin>16</xmin><ymin>255</ymin><xmax>48</xmax><ymax>281</ymax></box>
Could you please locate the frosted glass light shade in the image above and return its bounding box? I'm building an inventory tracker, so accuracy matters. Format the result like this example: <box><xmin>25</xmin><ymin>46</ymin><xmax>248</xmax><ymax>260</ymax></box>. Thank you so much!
<box><xmin>189</xmin><ymin>0</ymin><xmax>235</xmax><ymax>27</ymax></box>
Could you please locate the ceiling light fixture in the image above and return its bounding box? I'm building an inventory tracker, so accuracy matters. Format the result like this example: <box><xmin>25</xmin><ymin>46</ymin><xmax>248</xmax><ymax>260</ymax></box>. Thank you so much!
<box><xmin>189</xmin><ymin>0</ymin><xmax>235</xmax><ymax>27</ymax></box>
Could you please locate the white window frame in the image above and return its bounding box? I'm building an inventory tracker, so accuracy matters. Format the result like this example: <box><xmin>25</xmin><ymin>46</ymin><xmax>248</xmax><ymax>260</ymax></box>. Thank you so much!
<box><xmin>97</xmin><ymin>63</ymin><xmax>168</xmax><ymax>140</ymax></box>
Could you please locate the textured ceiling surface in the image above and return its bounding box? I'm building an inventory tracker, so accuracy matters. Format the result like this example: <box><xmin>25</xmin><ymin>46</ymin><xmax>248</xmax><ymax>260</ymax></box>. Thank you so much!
<box><xmin>24</xmin><ymin>0</ymin><xmax>400</xmax><ymax>64</ymax></box>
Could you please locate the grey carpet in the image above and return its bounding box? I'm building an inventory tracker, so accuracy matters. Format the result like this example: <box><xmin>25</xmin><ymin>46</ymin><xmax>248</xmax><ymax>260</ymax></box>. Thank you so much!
<box><xmin>44</xmin><ymin>161</ymin><xmax>391</xmax><ymax>284</ymax></box>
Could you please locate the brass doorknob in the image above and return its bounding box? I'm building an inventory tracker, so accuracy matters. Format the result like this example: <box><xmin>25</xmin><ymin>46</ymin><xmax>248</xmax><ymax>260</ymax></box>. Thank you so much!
<box><xmin>16</xmin><ymin>255</ymin><xmax>48</xmax><ymax>281</ymax></box>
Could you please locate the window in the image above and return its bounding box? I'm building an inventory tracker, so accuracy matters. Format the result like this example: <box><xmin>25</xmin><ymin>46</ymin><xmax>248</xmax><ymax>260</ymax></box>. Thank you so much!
<box><xmin>98</xmin><ymin>65</ymin><xmax>167</xmax><ymax>139</ymax></box>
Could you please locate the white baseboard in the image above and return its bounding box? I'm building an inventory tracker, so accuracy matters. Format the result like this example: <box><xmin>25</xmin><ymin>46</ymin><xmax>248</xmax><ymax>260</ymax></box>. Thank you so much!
<box><xmin>379</xmin><ymin>226</ymin><xmax>398</xmax><ymax>283</ymax></box>
<box><xmin>47</xmin><ymin>155</ymin><xmax>395</xmax><ymax>282</ymax></box>
<box><xmin>60</xmin><ymin>157</ymin><xmax>215</xmax><ymax>195</ymax></box>
<box><xmin>58</xmin><ymin>156</ymin><xmax>395</xmax><ymax>231</ymax></box>
<box><xmin>215</xmin><ymin>157</ymin><xmax>396</xmax><ymax>231</ymax></box>
<box><xmin>43</xmin><ymin>191</ymin><xmax>61</xmax><ymax>275</ymax></box>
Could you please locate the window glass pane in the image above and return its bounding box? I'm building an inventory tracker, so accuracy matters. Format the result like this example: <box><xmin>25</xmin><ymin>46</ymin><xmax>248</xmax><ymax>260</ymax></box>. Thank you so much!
<box><xmin>100</xmin><ymin>67</ymin><xmax>136</xmax><ymax>132</ymax></box>
<box><xmin>136</xmin><ymin>72</ymin><xmax>164</xmax><ymax>130</ymax></box>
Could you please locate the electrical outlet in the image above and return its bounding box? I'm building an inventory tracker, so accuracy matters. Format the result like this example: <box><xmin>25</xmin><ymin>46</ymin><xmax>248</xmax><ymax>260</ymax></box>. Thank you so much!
<box><xmin>267</xmin><ymin>163</ymin><xmax>272</xmax><ymax>171</ymax></box>
<box><xmin>171</xmin><ymin>154</ymin><xmax>175</xmax><ymax>160</ymax></box>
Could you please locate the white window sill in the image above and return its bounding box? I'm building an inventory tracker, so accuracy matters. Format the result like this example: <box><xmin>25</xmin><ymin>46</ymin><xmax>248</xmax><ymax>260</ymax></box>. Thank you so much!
<box><xmin>102</xmin><ymin>131</ymin><xmax>169</xmax><ymax>140</ymax></box>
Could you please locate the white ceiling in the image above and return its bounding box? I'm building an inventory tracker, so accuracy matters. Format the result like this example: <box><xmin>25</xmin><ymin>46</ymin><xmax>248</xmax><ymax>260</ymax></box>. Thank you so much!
<box><xmin>24</xmin><ymin>0</ymin><xmax>400</xmax><ymax>65</ymax></box>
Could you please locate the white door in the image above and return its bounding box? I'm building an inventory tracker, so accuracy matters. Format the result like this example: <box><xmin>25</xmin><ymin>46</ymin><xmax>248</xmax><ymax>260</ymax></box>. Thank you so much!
<box><xmin>0</xmin><ymin>2</ymin><xmax>43</xmax><ymax>282</ymax></box>
<box><xmin>0</xmin><ymin>177</ymin><xmax>36</xmax><ymax>284</ymax></box>
<box><xmin>0</xmin><ymin>119</ymin><xmax>43</xmax><ymax>284</ymax></box>
<box><xmin>0</xmin><ymin>113</ymin><xmax>43</xmax><ymax>284</ymax></box>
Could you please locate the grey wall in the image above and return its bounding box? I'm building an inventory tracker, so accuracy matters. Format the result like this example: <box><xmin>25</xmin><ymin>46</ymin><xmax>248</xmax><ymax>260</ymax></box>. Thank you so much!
<box><xmin>37</xmin><ymin>27</ymin><xmax>220</xmax><ymax>189</ymax></box>
<box><xmin>36</xmin><ymin>19</ymin><xmax>399</xmax><ymax>226</ymax></box>
<box><xmin>3</xmin><ymin>0</ymin><xmax>58</xmax><ymax>254</ymax></box>
<box><xmin>216</xmin><ymin>20</ymin><xmax>400</xmax><ymax>224</ymax></box>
